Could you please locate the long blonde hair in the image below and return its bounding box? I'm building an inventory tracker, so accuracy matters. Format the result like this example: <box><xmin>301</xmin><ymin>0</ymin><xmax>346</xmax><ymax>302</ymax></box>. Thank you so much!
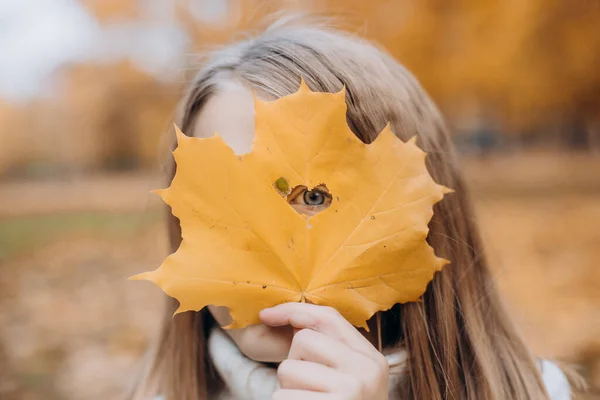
<box><xmin>132</xmin><ymin>20</ymin><xmax>549</xmax><ymax>400</ymax></box>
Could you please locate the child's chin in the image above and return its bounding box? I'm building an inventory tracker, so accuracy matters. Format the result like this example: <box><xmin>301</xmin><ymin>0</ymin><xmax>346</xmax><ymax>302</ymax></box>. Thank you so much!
<box><xmin>234</xmin><ymin>323</ymin><xmax>294</xmax><ymax>363</ymax></box>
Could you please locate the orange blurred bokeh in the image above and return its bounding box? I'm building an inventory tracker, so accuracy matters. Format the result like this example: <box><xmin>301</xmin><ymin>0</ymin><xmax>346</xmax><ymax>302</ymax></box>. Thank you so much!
<box><xmin>0</xmin><ymin>1</ymin><xmax>599</xmax><ymax>399</ymax></box>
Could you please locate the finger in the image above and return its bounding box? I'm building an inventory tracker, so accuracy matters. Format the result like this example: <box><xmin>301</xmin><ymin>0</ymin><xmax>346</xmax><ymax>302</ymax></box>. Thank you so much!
<box><xmin>287</xmin><ymin>328</ymin><xmax>370</xmax><ymax>373</ymax></box>
<box><xmin>277</xmin><ymin>359</ymin><xmax>354</xmax><ymax>392</ymax></box>
<box><xmin>272</xmin><ymin>389</ymin><xmax>335</xmax><ymax>400</ymax></box>
<box><xmin>260</xmin><ymin>302</ymin><xmax>376</xmax><ymax>359</ymax></box>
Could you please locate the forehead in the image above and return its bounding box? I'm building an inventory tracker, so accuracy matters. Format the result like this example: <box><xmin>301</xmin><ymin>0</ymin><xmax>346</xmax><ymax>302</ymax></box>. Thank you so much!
<box><xmin>192</xmin><ymin>81</ymin><xmax>256</xmax><ymax>155</ymax></box>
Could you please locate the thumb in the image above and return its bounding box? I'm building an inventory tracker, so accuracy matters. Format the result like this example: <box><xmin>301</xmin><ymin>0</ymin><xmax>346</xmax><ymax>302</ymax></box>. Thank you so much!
<box><xmin>208</xmin><ymin>327</ymin><xmax>279</xmax><ymax>399</ymax></box>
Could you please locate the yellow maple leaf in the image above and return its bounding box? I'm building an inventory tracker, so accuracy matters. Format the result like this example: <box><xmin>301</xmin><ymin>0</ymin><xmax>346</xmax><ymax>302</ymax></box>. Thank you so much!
<box><xmin>132</xmin><ymin>81</ymin><xmax>451</xmax><ymax>329</ymax></box>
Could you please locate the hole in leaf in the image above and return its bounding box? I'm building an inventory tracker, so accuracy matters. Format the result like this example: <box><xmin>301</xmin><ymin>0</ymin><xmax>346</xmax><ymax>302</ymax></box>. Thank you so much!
<box><xmin>287</xmin><ymin>184</ymin><xmax>333</xmax><ymax>217</ymax></box>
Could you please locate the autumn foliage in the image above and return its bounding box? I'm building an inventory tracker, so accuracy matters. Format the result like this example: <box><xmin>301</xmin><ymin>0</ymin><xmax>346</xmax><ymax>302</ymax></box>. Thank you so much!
<box><xmin>0</xmin><ymin>0</ymin><xmax>599</xmax><ymax>178</ymax></box>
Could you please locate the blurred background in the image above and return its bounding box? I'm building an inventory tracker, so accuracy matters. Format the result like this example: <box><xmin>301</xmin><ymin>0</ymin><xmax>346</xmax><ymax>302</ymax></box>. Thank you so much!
<box><xmin>0</xmin><ymin>0</ymin><xmax>599</xmax><ymax>399</ymax></box>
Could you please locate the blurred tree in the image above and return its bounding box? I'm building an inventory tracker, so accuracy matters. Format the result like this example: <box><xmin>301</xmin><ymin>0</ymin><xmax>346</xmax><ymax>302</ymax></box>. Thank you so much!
<box><xmin>2</xmin><ymin>0</ymin><xmax>600</xmax><ymax>179</ymax></box>
<box><xmin>176</xmin><ymin>0</ymin><xmax>600</xmax><ymax>143</ymax></box>
<box><xmin>0</xmin><ymin>62</ymin><xmax>178</xmax><ymax>178</ymax></box>
<box><xmin>0</xmin><ymin>100</ymin><xmax>25</xmax><ymax>176</ymax></box>
<box><xmin>59</xmin><ymin>61</ymin><xmax>179</xmax><ymax>172</ymax></box>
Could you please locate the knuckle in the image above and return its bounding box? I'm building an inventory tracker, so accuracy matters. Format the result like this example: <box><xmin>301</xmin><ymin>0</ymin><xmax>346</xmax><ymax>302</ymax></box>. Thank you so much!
<box><xmin>374</xmin><ymin>353</ymin><xmax>389</xmax><ymax>375</ymax></box>
<box><xmin>342</xmin><ymin>378</ymin><xmax>362</xmax><ymax>395</ymax></box>
<box><xmin>291</xmin><ymin>328</ymin><xmax>314</xmax><ymax>348</ymax></box>
<box><xmin>276</xmin><ymin>359</ymin><xmax>296</xmax><ymax>380</ymax></box>
<box><xmin>323</xmin><ymin>306</ymin><xmax>340</xmax><ymax>317</ymax></box>
<box><xmin>362</xmin><ymin>366</ymin><xmax>378</xmax><ymax>384</ymax></box>
<box><xmin>362</xmin><ymin>352</ymin><xmax>386</xmax><ymax>373</ymax></box>
<box><xmin>361</xmin><ymin>358</ymin><xmax>389</xmax><ymax>395</ymax></box>
<box><xmin>342</xmin><ymin>374</ymin><xmax>359</xmax><ymax>389</ymax></box>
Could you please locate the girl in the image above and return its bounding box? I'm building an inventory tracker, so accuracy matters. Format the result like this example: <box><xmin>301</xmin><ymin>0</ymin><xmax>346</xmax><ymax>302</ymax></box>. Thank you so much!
<box><xmin>132</xmin><ymin>20</ymin><xmax>571</xmax><ymax>400</ymax></box>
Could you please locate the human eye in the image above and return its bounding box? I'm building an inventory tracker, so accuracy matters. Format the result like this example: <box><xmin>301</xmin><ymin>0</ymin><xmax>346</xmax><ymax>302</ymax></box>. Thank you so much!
<box><xmin>287</xmin><ymin>184</ymin><xmax>332</xmax><ymax>215</ymax></box>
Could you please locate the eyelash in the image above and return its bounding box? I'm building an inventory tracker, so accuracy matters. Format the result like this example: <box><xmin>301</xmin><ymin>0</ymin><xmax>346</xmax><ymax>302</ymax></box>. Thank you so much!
<box><xmin>287</xmin><ymin>185</ymin><xmax>332</xmax><ymax>207</ymax></box>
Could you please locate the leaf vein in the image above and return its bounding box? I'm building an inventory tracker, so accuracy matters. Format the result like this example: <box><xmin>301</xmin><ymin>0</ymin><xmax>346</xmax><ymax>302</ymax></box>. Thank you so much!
<box><xmin>309</xmin><ymin>265</ymin><xmax>435</xmax><ymax>294</ymax></box>
<box><xmin>343</xmin><ymin>225</ymin><xmax>412</xmax><ymax>248</ymax></box>
<box><xmin>306</xmin><ymin>154</ymin><xmax>416</xmax><ymax>290</ymax></box>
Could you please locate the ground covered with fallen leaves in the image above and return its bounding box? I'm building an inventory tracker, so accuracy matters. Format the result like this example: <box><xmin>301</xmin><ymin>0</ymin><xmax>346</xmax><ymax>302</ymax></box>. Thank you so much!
<box><xmin>0</xmin><ymin>153</ymin><xmax>599</xmax><ymax>399</ymax></box>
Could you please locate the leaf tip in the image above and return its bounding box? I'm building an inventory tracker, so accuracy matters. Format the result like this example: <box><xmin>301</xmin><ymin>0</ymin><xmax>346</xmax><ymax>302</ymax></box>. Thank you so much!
<box><xmin>151</xmin><ymin>188</ymin><xmax>168</xmax><ymax>198</ymax></box>
<box><xmin>222</xmin><ymin>319</ymin><xmax>249</xmax><ymax>330</ymax></box>
<box><xmin>221</xmin><ymin>322</ymin><xmax>235</xmax><ymax>330</ymax></box>
<box><xmin>298</xmin><ymin>77</ymin><xmax>311</xmax><ymax>93</ymax></box>
<box><xmin>336</xmin><ymin>83</ymin><xmax>347</xmax><ymax>98</ymax></box>
<box><xmin>128</xmin><ymin>271</ymin><xmax>154</xmax><ymax>282</ymax></box>
<box><xmin>407</xmin><ymin>135</ymin><xmax>418</xmax><ymax>145</ymax></box>
<box><xmin>174</xmin><ymin>124</ymin><xmax>188</xmax><ymax>145</ymax></box>
<box><xmin>441</xmin><ymin>185</ymin><xmax>455</xmax><ymax>195</ymax></box>
<box><xmin>438</xmin><ymin>258</ymin><xmax>451</xmax><ymax>270</ymax></box>
<box><xmin>378</xmin><ymin>122</ymin><xmax>394</xmax><ymax>138</ymax></box>
<box><xmin>173</xmin><ymin>306</ymin><xmax>186</xmax><ymax>316</ymax></box>
<box><xmin>174</xmin><ymin>301</ymin><xmax>199</xmax><ymax>316</ymax></box>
